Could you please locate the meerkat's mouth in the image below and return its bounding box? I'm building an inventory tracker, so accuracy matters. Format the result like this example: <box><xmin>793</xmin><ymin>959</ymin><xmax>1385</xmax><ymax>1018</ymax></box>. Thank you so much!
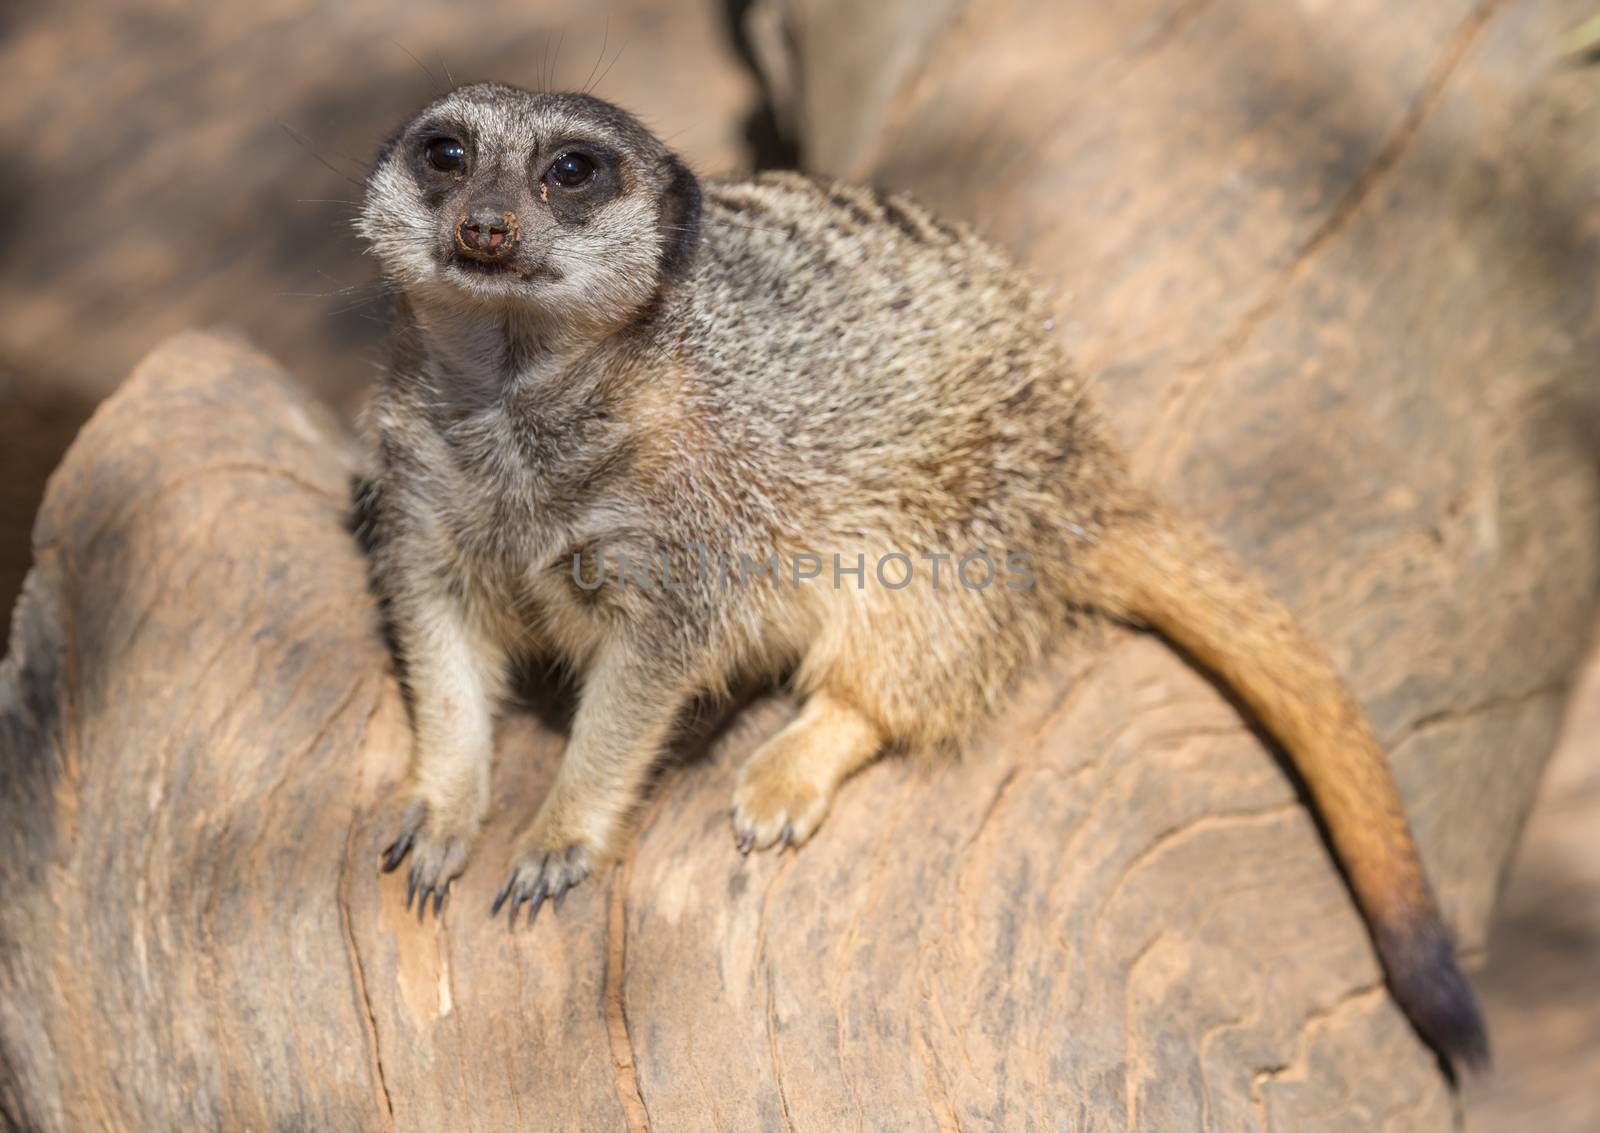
<box><xmin>445</xmin><ymin>255</ymin><xmax>561</xmax><ymax>288</ymax></box>
<box><xmin>450</xmin><ymin>256</ymin><xmax>519</xmax><ymax>276</ymax></box>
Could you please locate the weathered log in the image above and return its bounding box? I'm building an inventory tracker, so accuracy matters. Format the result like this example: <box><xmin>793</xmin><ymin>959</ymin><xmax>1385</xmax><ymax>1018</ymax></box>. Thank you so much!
<box><xmin>751</xmin><ymin>0</ymin><xmax>1600</xmax><ymax>1012</ymax></box>
<box><xmin>3</xmin><ymin>2</ymin><xmax>1600</xmax><ymax>1130</ymax></box>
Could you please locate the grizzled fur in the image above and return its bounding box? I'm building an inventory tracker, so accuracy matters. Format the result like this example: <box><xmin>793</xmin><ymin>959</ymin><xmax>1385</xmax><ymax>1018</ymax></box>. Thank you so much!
<box><xmin>358</xmin><ymin>83</ymin><xmax>1485</xmax><ymax>1065</ymax></box>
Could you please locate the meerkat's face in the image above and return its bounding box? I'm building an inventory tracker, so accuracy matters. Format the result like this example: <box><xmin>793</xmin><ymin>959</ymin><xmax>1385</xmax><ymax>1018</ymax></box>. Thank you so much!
<box><xmin>359</xmin><ymin>84</ymin><xmax>700</xmax><ymax>326</ymax></box>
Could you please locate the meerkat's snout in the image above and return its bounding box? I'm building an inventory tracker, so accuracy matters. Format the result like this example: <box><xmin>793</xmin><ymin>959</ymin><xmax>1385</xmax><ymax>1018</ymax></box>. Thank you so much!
<box><xmin>455</xmin><ymin>208</ymin><xmax>520</xmax><ymax>263</ymax></box>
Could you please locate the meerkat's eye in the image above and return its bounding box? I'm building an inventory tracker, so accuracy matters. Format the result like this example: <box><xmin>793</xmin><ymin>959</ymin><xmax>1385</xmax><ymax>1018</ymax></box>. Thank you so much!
<box><xmin>425</xmin><ymin>137</ymin><xmax>467</xmax><ymax>174</ymax></box>
<box><xmin>548</xmin><ymin>152</ymin><xmax>596</xmax><ymax>190</ymax></box>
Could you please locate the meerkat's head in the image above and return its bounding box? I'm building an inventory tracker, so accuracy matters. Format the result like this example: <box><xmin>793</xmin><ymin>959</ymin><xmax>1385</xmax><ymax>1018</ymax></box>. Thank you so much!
<box><xmin>358</xmin><ymin>83</ymin><xmax>701</xmax><ymax>328</ymax></box>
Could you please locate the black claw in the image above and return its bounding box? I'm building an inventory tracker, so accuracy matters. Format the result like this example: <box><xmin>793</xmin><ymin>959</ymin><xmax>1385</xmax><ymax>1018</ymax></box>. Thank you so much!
<box><xmin>491</xmin><ymin>876</ymin><xmax>513</xmax><ymax>917</ymax></box>
<box><xmin>526</xmin><ymin>877</ymin><xmax>550</xmax><ymax>926</ymax></box>
<box><xmin>433</xmin><ymin>884</ymin><xmax>445</xmax><ymax>918</ymax></box>
<box><xmin>382</xmin><ymin>831</ymin><xmax>414</xmax><ymax>872</ymax></box>
<box><xmin>406</xmin><ymin>865</ymin><xmax>419</xmax><ymax>910</ymax></box>
<box><xmin>777</xmin><ymin>823</ymin><xmax>794</xmax><ymax>851</ymax></box>
<box><xmin>551</xmin><ymin>876</ymin><xmax>571</xmax><ymax>912</ymax></box>
<box><xmin>417</xmin><ymin>884</ymin><xmax>431</xmax><ymax>924</ymax></box>
<box><xmin>508</xmin><ymin>881</ymin><xmax>529</xmax><ymax>924</ymax></box>
<box><xmin>737</xmin><ymin>829</ymin><xmax>755</xmax><ymax>855</ymax></box>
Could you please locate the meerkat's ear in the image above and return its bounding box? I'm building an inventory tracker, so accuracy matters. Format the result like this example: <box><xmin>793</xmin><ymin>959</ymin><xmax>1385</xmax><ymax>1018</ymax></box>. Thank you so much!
<box><xmin>657</xmin><ymin>153</ymin><xmax>702</xmax><ymax>283</ymax></box>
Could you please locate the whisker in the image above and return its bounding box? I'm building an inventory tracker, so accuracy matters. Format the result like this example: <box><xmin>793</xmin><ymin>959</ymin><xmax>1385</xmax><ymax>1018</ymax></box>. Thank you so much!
<box><xmin>663</xmin><ymin>220</ymin><xmax>789</xmax><ymax>236</ymax></box>
<box><xmin>582</xmin><ymin>16</ymin><xmax>610</xmax><ymax>93</ymax></box>
<box><xmin>281</xmin><ymin>123</ymin><xmax>365</xmax><ymax>189</ymax></box>
<box><xmin>391</xmin><ymin>36</ymin><xmax>444</xmax><ymax>92</ymax></box>
<box><xmin>586</xmin><ymin>30</ymin><xmax>627</xmax><ymax>95</ymax></box>
<box><xmin>549</xmin><ymin>27</ymin><xmax>566</xmax><ymax>90</ymax></box>
<box><xmin>276</xmin><ymin>279</ymin><xmax>399</xmax><ymax>301</ymax></box>
<box><xmin>328</xmin><ymin>292</ymin><xmax>398</xmax><ymax>317</ymax></box>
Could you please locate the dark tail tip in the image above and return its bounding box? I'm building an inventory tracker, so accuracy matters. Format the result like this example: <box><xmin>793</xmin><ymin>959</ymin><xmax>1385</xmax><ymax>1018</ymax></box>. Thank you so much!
<box><xmin>1377</xmin><ymin>917</ymin><xmax>1490</xmax><ymax>1071</ymax></box>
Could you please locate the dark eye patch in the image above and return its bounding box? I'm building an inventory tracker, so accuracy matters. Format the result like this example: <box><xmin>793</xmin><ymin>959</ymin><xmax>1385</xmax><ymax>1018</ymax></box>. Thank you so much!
<box><xmin>548</xmin><ymin>152</ymin><xmax>596</xmax><ymax>189</ymax></box>
<box><xmin>405</xmin><ymin>121</ymin><xmax>473</xmax><ymax>208</ymax></box>
<box><xmin>539</xmin><ymin>141</ymin><xmax>622</xmax><ymax>223</ymax></box>
<box><xmin>425</xmin><ymin>137</ymin><xmax>467</xmax><ymax>174</ymax></box>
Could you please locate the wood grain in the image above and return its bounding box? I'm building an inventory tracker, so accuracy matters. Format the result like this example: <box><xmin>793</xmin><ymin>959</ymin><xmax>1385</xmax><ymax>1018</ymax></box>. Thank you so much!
<box><xmin>2</xmin><ymin>0</ymin><xmax>1599</xmax><ymax>1129</ymax></box>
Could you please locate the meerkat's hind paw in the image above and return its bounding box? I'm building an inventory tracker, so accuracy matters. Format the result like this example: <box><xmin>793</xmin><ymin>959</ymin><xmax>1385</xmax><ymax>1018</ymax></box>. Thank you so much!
<box><xmin>732</xmin><ymin>821</ymin><xmax>793</xmax><ymax>856</ymax></box>
<box><xmin>493</xmin><ymin>842</ymin><xmax>594</xmax><ymax>925</ymax></box>
<box><xmin>729</xmin><ymin>691</ymin><xmax>885</xmax><ymax>856</ymax></box>
<box><xmin>730</xmin><ymin>758</ymin><xmax>827</xmax><ymax>853</ymax></box>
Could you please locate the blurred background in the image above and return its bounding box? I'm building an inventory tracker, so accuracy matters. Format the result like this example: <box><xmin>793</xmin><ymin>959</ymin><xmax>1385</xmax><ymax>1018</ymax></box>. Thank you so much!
<box><xmin>0</xmin><ymin>2</ymin><xmax>1594</xmax><ymax>1128</ymax></box>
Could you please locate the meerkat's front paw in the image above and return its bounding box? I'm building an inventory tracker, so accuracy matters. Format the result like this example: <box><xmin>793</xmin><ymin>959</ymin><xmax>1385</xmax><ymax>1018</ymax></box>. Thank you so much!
<box><xmin>730</xmin><ymin>747</ymin><xmax>832</xmax><ymax>854</ymax></box>
<box><xmin>492</xmin><ymin>818</ymin><xmax>610</xmax><ymax>925</ymax></box>
<box><xmin>380</xmin><ymin>795</ymin><xmax>477</xmax><ymax>922</ymax></box>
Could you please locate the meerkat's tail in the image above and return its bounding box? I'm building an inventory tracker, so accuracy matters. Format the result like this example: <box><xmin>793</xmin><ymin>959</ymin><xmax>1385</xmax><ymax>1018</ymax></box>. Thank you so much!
<box><xmin>1078</xmin><ymin>499</ymin><xmax>1489</xmax><ymax>1068</ymax></box>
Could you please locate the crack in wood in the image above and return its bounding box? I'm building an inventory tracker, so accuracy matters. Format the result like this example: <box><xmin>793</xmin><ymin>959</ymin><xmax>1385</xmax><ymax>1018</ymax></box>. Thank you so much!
<box><xmin>338</xmin><ymin>784</ymin><xmax>395</xmax><ymax>1130</ymax></box>
<box><xmin>1142</xmin><ymin>0</ymin><xmax>1508</xmax><ymax>484</ymax></box>
<box><xmin>1386</xmin><ymin>681</ymin><xmax>1569</xmax><ymax>750</ymax></box>
<box><xmin>605</xmin><ymin>856</ymin><xmax>652</xmax><ymax>1133</ymax></box>
<box><xmin>1249</xmin><ymin>983</ymin><xmax>1387</xmax><ymax>1129</ymax></box>
<box><xmin>1092</xmin><ymin>803</ymin><xmax>1302</xmax><ymax>944</ymax></box>
<box><xmin>754</xmin><ymin>845</ymin><xmax>800</xmax><ymax>1132</ymax></box>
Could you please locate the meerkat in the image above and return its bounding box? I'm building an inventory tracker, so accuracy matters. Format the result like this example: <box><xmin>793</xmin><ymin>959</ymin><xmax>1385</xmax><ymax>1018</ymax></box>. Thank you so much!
<box><xmin>356</xmin><ymin>82</ymin><xmax>1486</xmax><ymax>1064</ymax></box>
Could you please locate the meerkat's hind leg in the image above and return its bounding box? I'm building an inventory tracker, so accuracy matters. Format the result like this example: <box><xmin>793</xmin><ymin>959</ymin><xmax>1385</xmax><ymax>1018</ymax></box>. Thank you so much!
<box><xmin>731</xmin><ymin>690</ymin><xmax>885</xmax><ymax>853</ymax></box>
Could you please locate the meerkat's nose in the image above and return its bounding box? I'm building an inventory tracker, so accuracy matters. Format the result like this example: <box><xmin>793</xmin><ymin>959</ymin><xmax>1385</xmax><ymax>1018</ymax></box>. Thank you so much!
<box><xmin>455</xmin><ymin>209</ymin><xmax>520</xmax><ymax>261</ymax></box>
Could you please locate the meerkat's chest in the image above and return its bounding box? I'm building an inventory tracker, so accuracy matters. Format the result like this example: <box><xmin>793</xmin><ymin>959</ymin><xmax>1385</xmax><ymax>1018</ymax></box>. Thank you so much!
<box><xmin>416</xmin><ymin>428</ymin><xmax>669</xmax><ymax>639</ymax></box>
